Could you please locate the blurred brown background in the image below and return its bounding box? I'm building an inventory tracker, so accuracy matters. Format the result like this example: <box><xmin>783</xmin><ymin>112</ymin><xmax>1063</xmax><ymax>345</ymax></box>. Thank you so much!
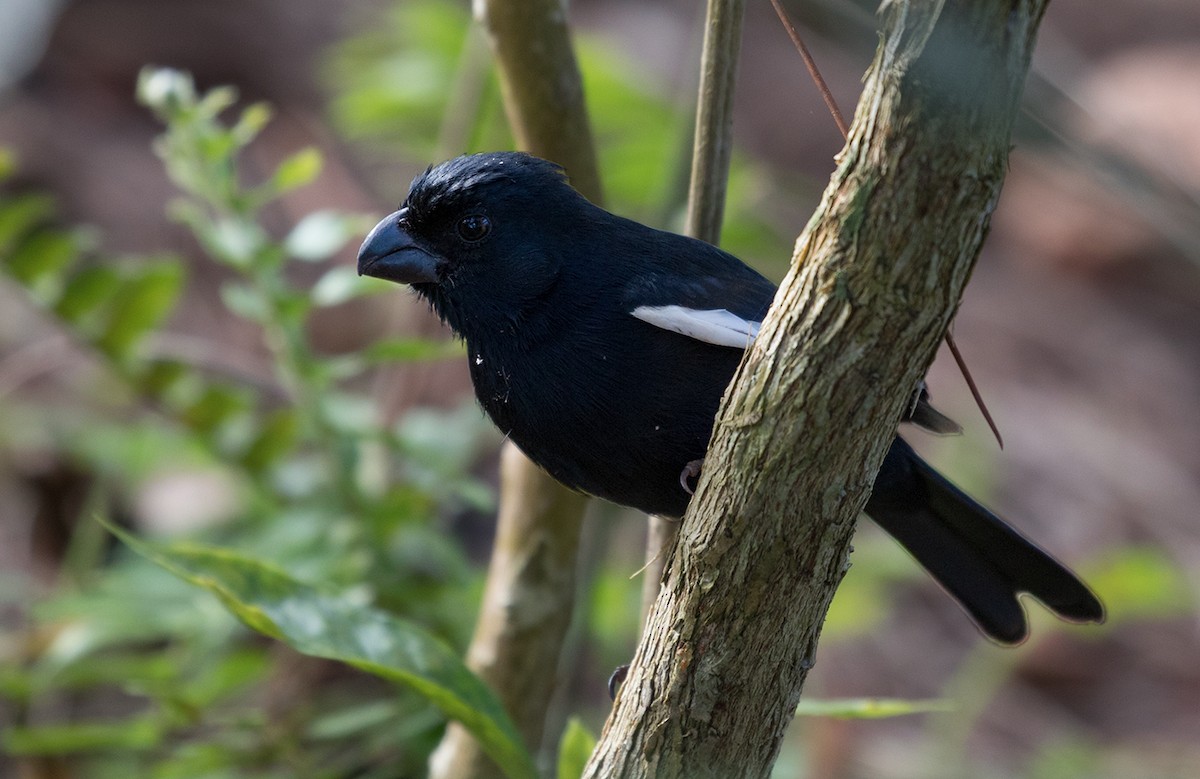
<box><xmin>2</xmin><ymin>0</ymin><xmax>1199</xmax><ymax>777</ymax></box>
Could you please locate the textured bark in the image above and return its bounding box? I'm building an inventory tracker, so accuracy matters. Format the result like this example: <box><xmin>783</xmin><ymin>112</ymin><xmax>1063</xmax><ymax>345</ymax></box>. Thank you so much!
<box><xmin>584</xmin><ymin>1</ymin><xmax>1051</xmax><ymax>777</ymax></box>
<box><xmin>429</xmin><ymin>1</ymin><xmax>602</xmax><ymax>777</ymax></box>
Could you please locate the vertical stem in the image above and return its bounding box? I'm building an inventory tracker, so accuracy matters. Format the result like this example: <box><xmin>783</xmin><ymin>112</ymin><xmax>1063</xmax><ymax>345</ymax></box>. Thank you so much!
<box><xmin>429</xmin><ymin>0</ymin><xmax>602</xmax><ymax>776</ymax></box>
<box><xmin>684</xmin><ymin>0</ymin><xmax>747</xmax><ymax>246</ymax></box>
<box><xmin>478</xmin><ymin>0</ymin><xmax>604</xmax><ymax>204</ymax></box>
<box><xmin>429</xmin><ymin>445</ymin><xmax>588</xmax><ymax>779</ymax></box>
<box><xmin>640</xmin><ymin>0</ymin><xmax>746</xmax><ymax>631</ymax></box>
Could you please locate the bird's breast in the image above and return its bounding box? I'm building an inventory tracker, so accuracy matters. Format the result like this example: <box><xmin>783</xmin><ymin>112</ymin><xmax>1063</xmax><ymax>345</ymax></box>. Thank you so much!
<box><xmin>460</xmin><ymin>323</ymin><xmax>726</xmax><ymax>517</ymax></box>
<box><xmin>467</xmin><ymin>346</ymin><xmax>518</xmax><ymax>431</ymax></box>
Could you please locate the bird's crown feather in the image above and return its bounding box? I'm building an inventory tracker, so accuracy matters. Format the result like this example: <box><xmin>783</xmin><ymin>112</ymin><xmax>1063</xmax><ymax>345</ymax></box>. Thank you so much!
<box><xmin>403</xmin><ymin>152</ymin><xmax>568</xmax><ymax>219</ymax></box>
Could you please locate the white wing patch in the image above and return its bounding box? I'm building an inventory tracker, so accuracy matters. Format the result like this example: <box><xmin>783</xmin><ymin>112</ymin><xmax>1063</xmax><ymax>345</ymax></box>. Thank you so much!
<box><xmin>630</xmin><ymin>305</ymin><xmax>760</xmax><ymax>349</ymax></box>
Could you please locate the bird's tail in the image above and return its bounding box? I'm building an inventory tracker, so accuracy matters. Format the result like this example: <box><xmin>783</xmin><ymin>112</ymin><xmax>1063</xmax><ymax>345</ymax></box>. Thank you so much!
<box><xmin>865</xmin><ymin>438</ymin><xmax>1104</xmax><ymax>644</ymax></box>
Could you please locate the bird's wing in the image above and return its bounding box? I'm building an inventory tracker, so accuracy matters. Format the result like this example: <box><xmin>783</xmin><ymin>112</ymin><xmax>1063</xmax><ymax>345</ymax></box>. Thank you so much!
<box><xmin>623</xmin><ymin>266</ymin><xmax>776</xmax><ymax>350</ymax></box>
<box><xmin>630</xmin><ymin>305</ymin><xmax>759</xmax><ymax>349</ymax></box>
<box><xmin>622</xmin><ymin>260</ymin><xmax>964</xmax><ymax>434</ymax></box>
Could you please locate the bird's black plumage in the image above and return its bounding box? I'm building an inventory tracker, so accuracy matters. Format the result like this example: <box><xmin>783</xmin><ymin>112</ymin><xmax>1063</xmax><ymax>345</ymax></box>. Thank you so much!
<box><xmin>358</xmin><ymin>151</ymin><xmax>1104</xmax><ymax>644</ymax></box>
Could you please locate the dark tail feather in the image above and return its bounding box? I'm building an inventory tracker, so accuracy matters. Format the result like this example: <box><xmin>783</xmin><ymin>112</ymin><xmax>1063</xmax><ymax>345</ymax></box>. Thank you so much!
<box><xmin>905</xmin><ymin>398</ymin><xmax>963</xmax><ymax>436</ymax></box>
<box><xmin>866</xmin><ymin>438</ymin><xmax>1105</xmax><ymax>644</ymax></box>
<box><xmin>903</xmin><ymin>383</ymin><xmax>963</xmax><ymax>436</ymax></box>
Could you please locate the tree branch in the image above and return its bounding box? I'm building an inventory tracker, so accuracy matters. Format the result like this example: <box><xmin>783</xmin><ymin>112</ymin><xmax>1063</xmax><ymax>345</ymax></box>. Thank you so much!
<box><xmin>585</xmin><ymin>1</ymin><xmax>1050</xmax><ymax>776</ymax></box>
<box><xmin>429</xmin><ymin>1</ymin><xmax>602</xmax><ymax>777</ymax></box>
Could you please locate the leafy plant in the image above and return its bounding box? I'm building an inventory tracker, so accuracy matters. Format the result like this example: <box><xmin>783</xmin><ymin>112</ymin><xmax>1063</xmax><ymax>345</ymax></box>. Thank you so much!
<box><xmin>0</xmin><ymin>64</ymin><xmax>499</xmax><ymax>777</ymax></box>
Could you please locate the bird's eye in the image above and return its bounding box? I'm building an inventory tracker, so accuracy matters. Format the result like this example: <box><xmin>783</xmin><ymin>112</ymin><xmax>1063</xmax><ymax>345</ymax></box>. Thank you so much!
<box><xmin>456</xmin><ymin>214</ymin><xmax>491</xmax><ymax>243</ymax></box>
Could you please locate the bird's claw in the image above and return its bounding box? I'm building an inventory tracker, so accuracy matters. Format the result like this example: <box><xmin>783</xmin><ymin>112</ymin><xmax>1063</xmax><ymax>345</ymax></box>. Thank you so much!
<box><xmin>679</xmin><ymin>458</ymin><xmax>704</xmax><ymax>495</ymax></box>
<box><xmin>608</xmin><ymin>664</ymin><xmax>629</xmax><ymax>701</ymax></box>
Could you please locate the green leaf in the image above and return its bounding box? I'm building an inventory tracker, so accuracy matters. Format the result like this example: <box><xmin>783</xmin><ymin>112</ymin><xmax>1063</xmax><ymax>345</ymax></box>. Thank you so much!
<box><xmin>54</xmin><ymin>266</ymin><xmax>122</xmax><ymax>327</ymax></box>
<box><xmin>207</xmin><ymin>217</ymin><xmax>268</xmax><ymax>268</ymax></box>
<box><xmin>24</xmin><ymin>651</ymin><xmax>178</xmax><ymax>696</ymax></box>
<box><xmin>239</xmin><ymin>408</ymin><xmax>299</xmax><ymax>472</ymax></box>
<box><xmin>108</xmin><ymin>524</ymin><xmax>537</xmax><ymax>779</ymax></box>
<box><xmin>181</xmin><ymin>385</ymin><xmax>251</xmax><ymax>435</ymax></box>
<box><xmin>285</xmin><ymin>211</ymin><xmax>348</xmax><ymax>262</ymax></box>
<box><xmin>6</xmin><ymin>228</ymin><xmax>80</xmax><ymax>297</ymax></box>
<box><xmin>286</xmin><ymin>210</ymin><xmax>358</xmax><ymax>262</ymax></box>
<box><xmin>0</xmin><ymin>193</ymin><xmax>55</xmax><ymax>253</ymax></box>
<box><xmin>4</xmin><ymin>715</ymin><xmax>164</xmax><ymax>754</ymax></box>
<box><xmin>556</xmin><ymin>718</ymin><xmax>597</xmax><ymax>779</ymax></box>
<box><xmin>219</xmin><ymin>280</ymin><xmax>271</xmax><ymax>321</ymax></box>
<box><xmin>231</xmin><ymin>102</ymin><xmax>273</xmax><ymax>146</ymax></box>
<box><xmin>794</xmin><ymin>697</ymin><xmax>953</xmax><ymax>719</ymax></box>
<box><xmin>97</xmin><ymin>263</ymin><xmax>183</xmax><ymax>358</ymax></box>
<box><xmin>136</xmin><ymin>358</ymin><xmax>190</xmax><ymax>396</ymax></box>
<box><xmin>307</xmin><ymin>700</ymin><xmax>399</xmax><ymax>741</ymax></box>
<box><xmin>272</xmin><ymin>147</ymin><xmax>323</xmax><ymax>193</ymax></box>
<box><xmin>178</xmin><ymin>647</ymin><xmax>272</xmax><ymax>709</ymax></box>
<box><xmin>196</xmin><ymin>85</ymin><xmax>239</xmax><ymax>121</ymax></box>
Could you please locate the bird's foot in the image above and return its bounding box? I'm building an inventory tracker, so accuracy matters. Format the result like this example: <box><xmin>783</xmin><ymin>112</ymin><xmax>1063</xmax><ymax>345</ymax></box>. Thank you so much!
<box><xmin>679</xmin><ymin>458</ymin><xmax>704</xmax><ymax>495</ymax></box>
<box><xmin>608</xmin><ymin>664</ymin><xmax>629</xmax><ymax>701</ymax></box>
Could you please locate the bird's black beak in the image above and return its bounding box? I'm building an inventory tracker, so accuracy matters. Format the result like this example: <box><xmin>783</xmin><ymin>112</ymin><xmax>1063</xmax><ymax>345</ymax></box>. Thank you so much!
<box><xmin>357</xmin><ymin>209</ymin><xmax>440</xmax><ymax>285</ymax></box>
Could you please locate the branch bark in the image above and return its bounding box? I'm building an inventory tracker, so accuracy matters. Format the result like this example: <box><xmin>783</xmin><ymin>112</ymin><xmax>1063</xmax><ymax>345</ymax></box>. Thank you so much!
<box><xmin>585</xmin><ymin>1</ymin><xmax>1051</xmax><ymax>776</ymax></box>
<box><xmin>429</xmin><ymin>1</ymin><xmax>602</xmax><ymax>777</ymax></box>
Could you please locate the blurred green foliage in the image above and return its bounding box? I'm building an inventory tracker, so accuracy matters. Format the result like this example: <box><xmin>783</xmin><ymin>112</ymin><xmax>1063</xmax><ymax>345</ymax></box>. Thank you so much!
<box><xmin>325</xmin><ymin>0</ymin><xmax>794</xmax><ymax>271</ymax></box>
<box><xmin>0</xmin><ymin>59</ymin><xmax>496</xmax><ymax>777</ymax></box>
<box><xmin>555</xmin><ymin>718</ymin><xmax>596</xmax><ymax>779</ymax></box>
<box><xmin>0</xmin><ymin>2</ymin><xmax>1191</xmax><ymax>778</ymax></box>
<box><xmin>0</xmin><ymin>4</ymin><xmax>798</xmax><ymax>762</ymax></box>
<box><xmin>106</xmin><ymin>522</ymin><xmax>536</xmax><ymax>779</ymax></box>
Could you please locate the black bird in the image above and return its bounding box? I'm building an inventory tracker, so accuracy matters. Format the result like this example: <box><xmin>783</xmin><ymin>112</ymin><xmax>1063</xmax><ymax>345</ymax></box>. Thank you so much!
<box><xmin>357</xmin><ymin>151</ymin><xmax>1103</xmax><ymax>644</ymax></box>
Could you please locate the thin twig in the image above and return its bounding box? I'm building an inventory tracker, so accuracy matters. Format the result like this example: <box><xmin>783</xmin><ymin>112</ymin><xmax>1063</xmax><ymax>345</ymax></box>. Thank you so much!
<box><xmin>944</xmin><ymin>328</ymin><xmax>1004</xmax><ymax>448</ymax></box>
<box><xmin>637</xmin><ymin>0</ymin><xmax>748</xmax><ymax>627</ymax></box>
<box><xmin>770</xmin><ymin>0</ymin><xmax>1003</xmax><ymax>448</ymax></box>
<box><xmin>684</xmin><ymin>0</ymin><xmax>748</xmax><ymax>246</ymax></box>
<box><xmin>768</xmin><ymin>0</ymin><xmax>848</xmax><ymax>138</ymax></box>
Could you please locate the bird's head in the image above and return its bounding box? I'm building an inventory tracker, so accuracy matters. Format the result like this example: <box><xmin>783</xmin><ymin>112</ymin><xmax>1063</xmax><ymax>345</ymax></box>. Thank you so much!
<box><xmin>357</xmin><ymin>152</ymin><xmax>589</xmax><ymax>338</ymax></box>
